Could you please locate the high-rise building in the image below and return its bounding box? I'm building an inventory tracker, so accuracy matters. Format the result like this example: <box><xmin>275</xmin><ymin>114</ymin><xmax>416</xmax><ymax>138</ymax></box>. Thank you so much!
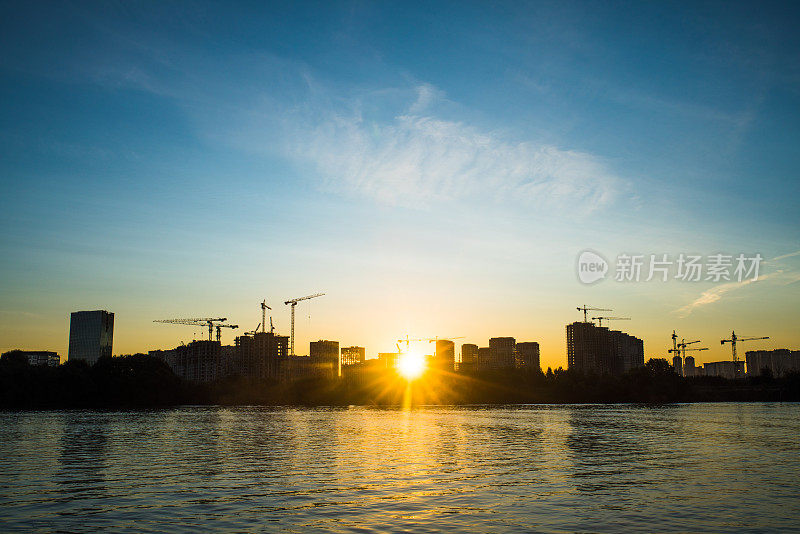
<box><xmin>477</xmin><ymin>347</ymin><xmax>491</xmax><ymax>370</ymax></box>
<box><xmin>170</xmin><ymin>340</ymin><xmax>221</xmax><ymax>383</ymax></box>
<box><xmin>487</xmin><ymin>337</ymin><xmax>516</xmax><ymax>369</ymax></box>
<box><xmin>460</xmin><ymin>343</ymin><xmax>478</xmax><ymax>371</ymax></box>
<box><xmin>341</xmin><ymin>346</ymin><xmax>366</xmax><ymax>367</ymax></box>
<box><xmin>566</xmin><ymin>322</ymin><xmax>644</xmax><ymax>375</ymax></box>
<box><xmin>233</xmin><ymin>331</ymin><xmax>289</xmax><ymax>380</ymax></box>
<box><xmin>515</xmin><ymin>342</ymin><xmax>540</xmax><ymax>371</ymax></box>
<box><xmin>378</xmin><ymin>352</ymin><xmax>400</xmax><ymax>371</ymax></box>
<box><xmin>745</xmin><ymin>349</ymin><xmax>800</xmax><ymax>377</ymax></box>
<box><xmin>310</xmin><ymin>340</ymin><xmax>340</xmax><ymax>377</ymax></box>
<box><xmin>684</xmin><ymin>355</ymin><xmax>697</xmax><ymax>377</ymax></box>
<box><xmin>672</xmin><ymin>355</ymin><xmax>684</xmax><ymax>376</ymax></box>
<box><xmin>702</xmin><ymin>360</ymin><xmax>743</xmax><ymax>379</ymax></box>
<box><xmin>68</xmin><ymin>310</ymin><xmax>114</xmax><ymax>365</ymax></box>
<box><xmin>611</xmin><ymin>330</ymin><xmax>645</xmax><ymax>373</ymax></box>
<box><xmin>434</xmin><ymin>339</ymin><xmax>455</xmax><ymax>371</ymax></box>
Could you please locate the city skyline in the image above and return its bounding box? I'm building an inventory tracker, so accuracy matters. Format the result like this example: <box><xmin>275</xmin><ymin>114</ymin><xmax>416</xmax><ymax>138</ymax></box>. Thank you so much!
<box><xmin>1</xmin><ymin>2</ymin><xmax>799</xmax><ymax>369</ymax></box>
<box><xmin>6</xmin><ymin>299</ymin><xmax>787</xmax><ymax>371</ymax></box>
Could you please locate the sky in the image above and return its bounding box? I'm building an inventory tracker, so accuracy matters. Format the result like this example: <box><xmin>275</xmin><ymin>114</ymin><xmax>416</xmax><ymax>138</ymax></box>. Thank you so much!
<box><xmin>1</xmin><ymin>1</ymin><xmax>799</xmax><ymax>368</ymax></box>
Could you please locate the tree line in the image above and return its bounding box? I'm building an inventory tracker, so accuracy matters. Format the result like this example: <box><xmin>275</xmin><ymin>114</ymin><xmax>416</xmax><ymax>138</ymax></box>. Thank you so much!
<box><xmin>1</xmin><ymin>351</ymin><xmax>799</xmax><ymax>409</ymax></box>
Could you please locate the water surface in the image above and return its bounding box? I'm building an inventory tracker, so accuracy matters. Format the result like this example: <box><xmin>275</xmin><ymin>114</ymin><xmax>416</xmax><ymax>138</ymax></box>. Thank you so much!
<box><xmin>1</xmin><ymin>403</ymin><xmax>799</xmax><ymax>532</ymax></box>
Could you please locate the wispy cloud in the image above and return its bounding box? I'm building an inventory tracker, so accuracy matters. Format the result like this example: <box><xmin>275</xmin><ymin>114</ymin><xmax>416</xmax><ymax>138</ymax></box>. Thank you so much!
<box><xmin>675</xmin><ymin>270</ymin><xmax>800</xmax><ymax>317</ymax></box>
<box><xmin>674</xmin><ymin>277</ymin><xmax>762</xmax><ymax>318</ymax></box>
<box><xmin>278</xmin><ymin>85</ymin><xmax>620</xmax><ymax>210</ymax></box>
<box><xmin>770</xmin><ymin>249</ymin><xmax>800</xmax><ymax>262</ymax></box>
<box><xmin>44</xmin><ymin>25</ymin><xmax>624</xmax><ymax>213</ymax></box>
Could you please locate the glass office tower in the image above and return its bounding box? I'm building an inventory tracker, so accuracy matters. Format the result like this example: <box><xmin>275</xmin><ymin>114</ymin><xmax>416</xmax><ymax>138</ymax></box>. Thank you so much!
<box><xmin>68</xmin><ymin>310</ymin><xmax>114</xmax><ymax>364</ymax></box>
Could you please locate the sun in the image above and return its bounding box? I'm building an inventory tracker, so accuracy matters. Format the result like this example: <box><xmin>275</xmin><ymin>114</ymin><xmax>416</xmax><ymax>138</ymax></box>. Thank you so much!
<box><xmin>397</xmin><ymin>351</ymin><xmax>426</xmax><ymax>380</ymax></box>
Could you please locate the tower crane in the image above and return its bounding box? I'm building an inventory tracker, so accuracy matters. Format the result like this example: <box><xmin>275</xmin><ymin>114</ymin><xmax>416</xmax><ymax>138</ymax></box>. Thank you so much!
<box><xmin>245</xmin><ymin>323</ymin><xmax>261</xmax><ymax>336</ymax></box>
<box><xmin>215</xmin><ymin>323</ymin><xmax>238</xmax><ymax>343</ymax></box>
<box><xmin>676</xmin><ymin>339</ymin><xmax>708</xmax><ymax>359</ymax></box>
<box><xmin>721</xmin><ymin>331</ymin><xmax>769</xmax><ymax>378</ymax></box>
<box><xmin>260</xmin><ymin>300</ymin><xmax>271</xmax><ymax>334</ymax></box>
<box><xmin>591</xmin><ymin>316</ymin><xmax>630</xmax><ymax>327</ymax></box>
<box><xmin>679</xmin><ymin>339</ymin><xmax>701</xmax><ymax>358</ymax></box>
<box><xmin>154</xmin><ymin>318</ymin><xmax>228</xmax><ymax>342</ymax></box>
<box><xmin>671</xmin><ymin>330</ymin><xmax>678</xmax><ymax>358</ymax></box>
<box><xmin>668</xmin><ymin>337</ymin><xmax>706</xmax><ymax>358</ymax></box>
<box><xmin>284</xmin><ymin>293</ymin><xmax>325</xmax><ymax>356</ymax></box>
<box><xmin>577</xmin><ymin>305</ymin><xmax>611</xmax><ymax>323</ymax></box>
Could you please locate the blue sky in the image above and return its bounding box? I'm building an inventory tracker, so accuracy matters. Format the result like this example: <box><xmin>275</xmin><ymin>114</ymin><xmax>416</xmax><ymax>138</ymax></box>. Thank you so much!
<box><xmin>1</xmin><ymin>1</ymin><xmax>798</xmax><ymax>366</ymax></box>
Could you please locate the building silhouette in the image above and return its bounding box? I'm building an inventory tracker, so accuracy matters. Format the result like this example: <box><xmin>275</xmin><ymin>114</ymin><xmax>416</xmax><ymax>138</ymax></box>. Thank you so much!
<box><xmin>434</xmin><ymin>339</ymin><xmax>455</xmax><ymax>371</ymax></box>
<box><xmin>378</xmin><ymin>352</ymin><xmax>399</xmax><ymax>370</ymax></box>
<box><xmin>460</xmin><ymin>343</ymin><xmax>478</xmax><ymax>371</ymax></box>
<box><xmin>477</xmin><ymin>347</ymin><xmax>491</xmax><ymax>370</ymax></box>
<box><xmin>153</xmin><ymin>331</ymin><xmax>289</xmax><ymax>383</ymax></box>
<box><xmin>701</xmin><ymin>360</ymin><xmax>743</xmax><ymax>379</ymax></box>
<box><xmin>566</xmin><ymin>321</ymin><xmax>643</xmax><ymax>375</ymax></box>
<box><xmin>1</xmin><ymin>350</ymin><xmax>60</xmax><ymax>367</ymax></box>
<box><xmin>683</xmin><ymin>355</ymin><xmax>697</xmax><ymax>377</ymax></box>
<box><xmin>153</xmin><ymin>340</ymin><xmax>221</xmax><ymax>383</ymax></box>
<box><xmin>310</xmin><ymin>340</ymin><xmax>340</xmax><ymax>378</ymax></box>
<box><xmin>745</xmin><ymin>349</ymin><xmax>800</xmax><ymax>377</ymax></box>
<box><xmin>484</xmin><ymin>337</ymin><xmax>516</xmax><ymax>370</ymax></box>
<box><xmin>341</xmin><ymin>346</ymin><xmax>366</xmax><ymax>367</ymax></box>
<box><xmin>515</xmin><ymin>342</ymin><xmax>540</xmax><ymax>371</ymax></box>
<box><xmin>234</xmin><ymin>331</ymin><xmax>289</xmax><ymax>379</ymax></box>
<box><xmin>68</xmin><ymin>310</ymin><xmax>114</xmax><ymax>365</ymax></box>
<box><xmin>672</xmin><ymin>354</ymin><xmax>683</xmax><ymax>376</ymax></box>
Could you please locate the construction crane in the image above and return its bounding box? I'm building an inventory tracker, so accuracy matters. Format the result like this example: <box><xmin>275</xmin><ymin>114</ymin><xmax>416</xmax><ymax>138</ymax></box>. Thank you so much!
<box><xmin>397</xmin><ymin>336</ymin><xmax>425</xmax><ymax>353</ymax></box>
<box><xmin>670</xmin><ymin>330</ymin><xmax>679</xmax><ymax>359</ymax></box>
<box><xmin>592</xmin><ymin>316</ymin><xmax>630</xmax><ymax>327</ymax></box>
<box><xmin>721</xmin><ymin>331</ymin><xmax>769</xmax><ymax>378</ymax></box>
<box><xmin>427</xmin><ymin>336</ymin><xmax>464</xmax><ymax>357</ymax></box>
<box><xmin>577</xmin><ymin>305</ymin><xmax>611</xmax><ymax>323</ymax></box>
<box><xmin>677</xmin><ymin>339</ymin><xmax>708</xmax><ymax>358</ymax></box>
<box><xmin>668</xmin><ymin>336</ymin><xmax>705</xmax><ymax>357</ymax></box>
<box><xmin>260</xmin><ymin>300</ymin><xmax>271</xmax><ymax>333</ymax></box>
<box><xmin>682</xmin><ymin>346</ymin><xmax>708</xmax><ymax>357</ymax></box>
<box><xmin>154</xmin><ymin>318</ymin><xmax>228</xmax><ymax>342</ymax></box>
<box><xmin>215</xmin><ymin>323</ymin><xmax>238</xmax><ymax>343</ymax></box>
<box><xmin>284</xmin><ymin>293</ymin><xmax>325</xmax><ymax>356</ymax></box>
<box><xmin>244</xmin><ymin>323</ymin><xmax>261</xmax><ymax>336</ymax></box>
<box><xmin>397</xmin><ymin>336</ymin><xmax>464</xmax><ymax>349</ymax></box>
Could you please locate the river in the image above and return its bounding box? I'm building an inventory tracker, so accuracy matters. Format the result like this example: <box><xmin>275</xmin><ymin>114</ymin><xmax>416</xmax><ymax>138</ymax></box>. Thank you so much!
<box><xmin>1</xmin><ymin>403</ymin><xmax>798</xmax><ymax>532</ymax></box>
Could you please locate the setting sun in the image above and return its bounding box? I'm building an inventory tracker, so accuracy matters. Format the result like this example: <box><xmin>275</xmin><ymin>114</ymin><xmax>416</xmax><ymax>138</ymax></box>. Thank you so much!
<box><xmin>397</xmin><ymin>351</ymin><xmax>426</xmax><ymax>380</ymax></box>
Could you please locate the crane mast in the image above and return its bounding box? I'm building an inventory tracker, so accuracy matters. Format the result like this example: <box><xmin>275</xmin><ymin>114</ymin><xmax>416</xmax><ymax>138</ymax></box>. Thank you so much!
<box><xmin>261</xmin><ymin>300</ymin><xmax>271</xmax><ymax>334</ymax></box>
<box><xmin>721</xmin><ymin>331</ymin><xmax>769</xmax><ymax>378</ymax></box>
<box><xmin>284</xmin><ymin>293</ymin><xmax>325</xmax><ymax>356</ymax></box>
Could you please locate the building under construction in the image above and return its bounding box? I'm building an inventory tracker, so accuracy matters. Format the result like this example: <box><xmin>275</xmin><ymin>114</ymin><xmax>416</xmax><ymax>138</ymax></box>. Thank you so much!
<box><xmin>745</xmin><ymin>349</ymin><xmax>800</xmax><ymax>377</ymax></box>
<box><xmin>234</xmin><ymin>331</ymin><xmax>290</xmax><ymax>379</ymax></box>
<box><xmin>434</xmin><ymin>339</ymin><xmax>456</xmax><ymax>371</ymax></box>
<box><xmin>459</xmin><ymin>343</ymin><xmax>478</xmax><ymax>371</ymax></box>
<box><xmin>566</xmin><ymin>321</ymin><xmax>644</xmax><ymax>375</ymax></box>
<box><xmin>341</xmin><ymin>346</ymin><xmax>366</xmax><ymax>367</ymax></box>
<box><xmin>151</xmin><ymin>330</ymin><xmax>289</xmax><ymax>383</ymax></box>
<box><xmin>150</xmin><ymin>340</ymin><xmax>233</xmax><ymax>383</ymax></box>
<box><xmin>515</xmin><ymin>342</ymin><xmax>540</xmax><ymax>370</ymax></box>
